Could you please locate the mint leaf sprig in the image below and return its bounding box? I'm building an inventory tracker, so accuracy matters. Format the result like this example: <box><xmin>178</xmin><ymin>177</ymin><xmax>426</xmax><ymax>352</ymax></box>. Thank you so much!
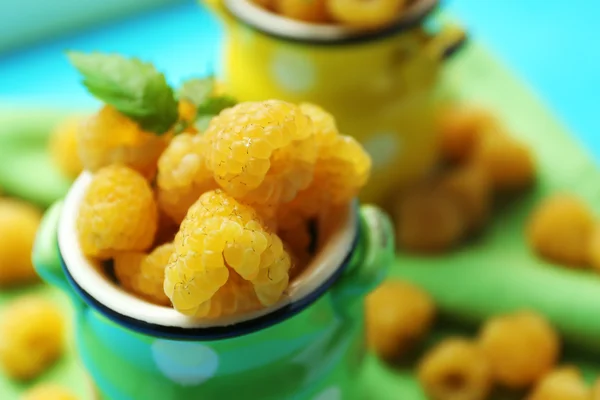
<box><xmin>177</xmin><ymin>77</ymin><xmax>237</xmax><ymax>132</ymax></box>
<box><xmin>67</xmin><ymin>52</ymin><xmax>179</xmax><ymax>135</ymax></box>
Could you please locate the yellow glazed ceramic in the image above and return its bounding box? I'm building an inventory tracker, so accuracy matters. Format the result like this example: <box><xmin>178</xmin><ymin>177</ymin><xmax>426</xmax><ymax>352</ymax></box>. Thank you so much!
<box><xmin>205</xmin><ymin>0</ymin><xmax>466</xmax><ymax>207</ymax></box>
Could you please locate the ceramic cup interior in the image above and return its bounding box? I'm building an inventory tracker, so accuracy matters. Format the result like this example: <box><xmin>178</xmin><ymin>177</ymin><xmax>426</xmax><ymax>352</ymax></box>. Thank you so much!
<box><xmin>58</xmin><ymin>172</ymin><xmax>358</xmax><ymax>329</ymax></box>
<box><xmin>223</xmin><ymin>0</ymin><xmax>438</xmax><ymax>43</ymax></box>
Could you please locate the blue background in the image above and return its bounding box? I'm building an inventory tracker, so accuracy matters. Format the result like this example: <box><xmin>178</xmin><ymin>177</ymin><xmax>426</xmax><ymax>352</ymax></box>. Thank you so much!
<box><xmin>0</xmin><ymin>0</ymin><xmax>597</xmax><ymax>158</ymax></box>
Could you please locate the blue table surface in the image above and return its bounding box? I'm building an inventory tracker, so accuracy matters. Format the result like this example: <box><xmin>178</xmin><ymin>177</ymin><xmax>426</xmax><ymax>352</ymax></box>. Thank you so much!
<box><xmin>0</xmin><ymin>0</ymin><xmax>598</xmax><ymax>160</ymax></box>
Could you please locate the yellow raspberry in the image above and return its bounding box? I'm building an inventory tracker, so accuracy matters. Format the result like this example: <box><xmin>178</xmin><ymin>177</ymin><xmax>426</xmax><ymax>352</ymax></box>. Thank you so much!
<box><xmin>395</xmin><ymin>185</ymin><xmax>467</xmax><ymax>254</ymax></box>
<box><xmin>280</xmin><ymin>111</ymin><xmax>370</xmax><ymax>227</ymax></box>
<box><xmin>474</xmin><ymin>129</ymin><xmax>536</xmax><ymax>191</ymax></box>
<box><xmin>478</xmin><ymin>310</ymin><xmax>560</xmax><ymax>389</ymax></box>
<box><xmin>527</xmin><ymin>194</ymin><xmax>594</xmax><ymax>268</ymax></box>
<box><xmin>299</xmin><ymin>103</ymin><xmax>338</xmax><ymax>148</ymax></box>
<box><xmin>274</xmin><ymin>0</ymin><xmax>330</xmax><ymax>23</ymax></box>
<box><xmin>366</xmin><ymin>280</ymin><xmax>436</xmax><ymax>362</ymax></box>
<box><xmin>0</xmin><ymin>296</ymin><xmax>64</xmax><ymax>380</ymax></box>
<box><xmin>164</xmin><ymin>190</ymin><xmax>292</xmax><ymax>316</ymax></box>
<box><xmin>437</xmin><ymin>104</ymin><xmax>497</xmax><ymax>164</ymax></box>
<box><xmin>527</xmin><ymin>367</ymin><xmax>590</xmax><ymax>400</ymax></box>
<box><xmin>157</xmin><ymin>133</ymin><xmax>217</xmax><ymax>224</ymax></box>
<box><xmin>312</xmin><ymin>135</ymin><xmax>371</xmax><ymax>204</ymax></box>
<box><xmin>327</xmin><ymin>0</ymin><xmax>406</xmax><ymax>28</ymax></box>
<box><xmin>417</xmin><ymin>338</ymin><xmax>492</xmax><ymax>400</ymax></box>
<box><xmin>251</xmin><ymin>233</ymin><xmax>292</xmax><ymax>306</ymax></box>
<box><xmin>178</xmin><ymin>100</ymin><xmax>198</xmax><ymax>129</ymax></box>
<box><xmin>204</xmin><ymin>100</ymin><xmax>317</xmax><ymax>206</ymax></box>
<box><xmin>114</xmin><ymin>243</ymin><xmax>174</xmax><ymax>306</ymax></box>
<box><xmin>194</xmin><ymin>268</ymin><xmax>262</xmax><ymax>319</ymax></box>
<box><xmin>49</xmin><ymin>116</ymin><xmax>84</xmax><ymax>179</ymax></box>
<box><xmin>0</xmin><ymin>199</ymin><xmax>42</xmax><ymax>287</ymax></box>
<box><xmin>78</xmin><ymin>106</ymin><xmax>171</xmax><ymax>178</ymax></box>
<box><xmin>592</xmin><ymin>378</ymin><xmax>600</xmax><ymax>400</ymax></box>
<box><xmin>77</xmin><ymin>165</ymin><xmax>158</xmax><ymax>260</ymax></box>
<box><xmin>21</xmin><ymin>384</ymin><xmax>78</xmax><ymax>400</ymax></box>
<box><xmin>438</xmin><ymin>164</ymin><xmax>491</xmax><ymax>234</ymax></box>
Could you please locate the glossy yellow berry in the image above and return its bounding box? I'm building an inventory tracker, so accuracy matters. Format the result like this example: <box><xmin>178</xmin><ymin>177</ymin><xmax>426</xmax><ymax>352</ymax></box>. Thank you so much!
<box><xmin>114</xmin><ymin>243</ymin><xmax>174</xmax><ymax>306</ymax></box>
<box><xmin>437</xmin><ymin>105</ymin><xmax>496</xmax><ymax>164</ymax></box>
<box><xmin>21</xmin><ymin>383</ymin><xmax>78</xmax><ymax>400</ymax></box>
<box><xmin>299</xmin><ymin>103</ymin><xmax>338</xmax><ymax>148</ymax></box>
<box><xmin>317</xmin><ymin>135</ymin><xmax>370</xmax><ymax>203</ymax></box>
<box><xmin>395</xmin><ymin>185</ymin><xmax>467</xmax><ymax>254</ymax></box>
<box><xmin>527</xmin><ymin>194</ymin><xmax>594</xmax><ymax>267</ymax></box>
<box><xmin>0</xmin><ymin>297</ymin><xmax>64</xmax><ymax>380</ymax></box>
<box><xmin>587</xmin><ymin>224</ymin><xmax>600</xmax><ymax>272</ymax></box>
<box><xmin>194</xmin><ymin>268</ymin><xmax>262</xmax><ymax>319</ymax></box>
<box><xmin>438</xmin><ymin>164</ymin><xmax>491</xmax><ymax>234</ymax></box>
<box><xmin>204</xmin><ymin>100</ymin><xmax>317</xmax><ymax>206</ymax></box>
<box><xmin>280</xmin><ymin>104</ymin><xmax>370</xmax><ymax>226</ymax></box>
<box><xmin>157</xmin><ymin>133</ymin><xmax>217</xmax><ymax>223</ymax></box>
<box><xmin>418</xmin><ymin>338</ymin><xmax>492</xmax><ymax>400</ymax></box>
<box><xmin>178</xmin><ymin>100</ymin><xmax>198</xmax><ymax>131</ymax></box>
<box><xmin>164</xmin><ymin>190</ymin><xmax>292</xmax><ymax>316</ymax></box>
<box><xmin>478</xmin><ymin>311</ymin><xmax>560</xmax><ymax>389</ymax></box>
<box><xmin>474</xmin><ymin>130</ymin><xmax>536</xmax><ymax>191</ymax></box>
<box><xmin>77</xmin><ymin>165</ymin><xmax>158</xmax><ymax>259</ymax></box>
<box><xmin>366</xmin><ymin>280</ymin><xmax>435</xmax><ymax>362</ymax></box>
<box><xmin>0</xmin><ymin>199</ymin><xmax>42</xmax><ymax>287</ymax></box>
<box><xmin>591</xmin><ymin>377</ymin><xmax>600</xmax><ymax>400</ymax></box>
<box><xmin>49</xmin><ymin>116</ymin><xmax>84</xmax><ymax>179</ymax></box>
<box><xmin>327</xmin><ymin>0</ymin><xmax>405</xmax><ymax>28</ymax></box>
<box><xmin>78</xmin><ymin>105</ymin><xmax>171</xmax><ymax>178</ymax></box>
<box><xmin>527</xmin><ymin>367</ymin><xmax>590</xmax><ymax>400</ymax></box>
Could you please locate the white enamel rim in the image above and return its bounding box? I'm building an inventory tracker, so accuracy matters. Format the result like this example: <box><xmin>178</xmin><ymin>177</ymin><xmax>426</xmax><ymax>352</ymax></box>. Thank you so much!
<box><xmin>224</xmin><ymin>0</ymin><xmax>438</xmax><ymax>42</ymax></box>
<box><xmin>58</xmin><ymin>172</ymin><xmax>358</xmax><ymax>329</ymax></box>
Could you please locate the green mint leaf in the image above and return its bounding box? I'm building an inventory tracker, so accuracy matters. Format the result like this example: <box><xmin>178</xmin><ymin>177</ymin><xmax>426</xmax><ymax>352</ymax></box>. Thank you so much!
<box><xmin>67</xmin><ymin>51</ymin><xmax>178</xmax><ymax>135</ymax></box>
<box><xmin>197</xmin><ymin>96</ymin><xmax>237</xmax><ymax>117</ymax></box>
<box><xmin>194</xmin><ymin>115</ymin><xmax>215</xmax><ymax>132</ymax></box>
<box><xmin>192</xmin><ymin>96</ymin><xmax>237</xmax><ymax>132</ymax></box>
<box><xmin>178</xmin><ymin>77</ymin><xmax>215</xmax><ymax>106</ymax></box>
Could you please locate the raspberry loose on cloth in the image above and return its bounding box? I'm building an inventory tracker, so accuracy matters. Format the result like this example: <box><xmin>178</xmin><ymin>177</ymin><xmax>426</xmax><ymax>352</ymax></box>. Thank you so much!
<box><xmin>392</xmin><ymin>41</ymin><xmax>600</xmax><ymax>355</ymax></box>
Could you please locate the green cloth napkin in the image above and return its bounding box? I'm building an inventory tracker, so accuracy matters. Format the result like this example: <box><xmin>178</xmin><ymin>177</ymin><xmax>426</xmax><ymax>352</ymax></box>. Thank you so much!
<box><xmin>392</xmin><ymin>42</ymin><xmax>600</xmax><ymax>355</ymax></box>
<box><xmin>0</xmin><ymin>107</ymin><xmax>74</xmax><ymax>207</ymax></box>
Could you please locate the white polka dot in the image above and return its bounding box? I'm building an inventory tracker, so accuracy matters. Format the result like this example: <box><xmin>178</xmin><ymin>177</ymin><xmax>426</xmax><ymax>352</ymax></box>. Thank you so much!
<box><xmin>271</xmin><ymin>49</ymin><xmax>316</xmax><ymax>93</ymax></box>
<box><xmin>313</xmin><ymin>386</ymin><xmax>342</xmax><ymax>400</ymax></box>
<box><xmin>362</xmin><ymin>132</ymin><xmax>401</xmax><ymax>170</ymax></box>
<box><xmin>239</xmin><ymin>25</ymin><xmax>256</xmax><ymax>45</ymax></box>
<box><xmin>151</xmin><ymin>340</ymin><xmax>219</xmax><ymax>386</ymax></box>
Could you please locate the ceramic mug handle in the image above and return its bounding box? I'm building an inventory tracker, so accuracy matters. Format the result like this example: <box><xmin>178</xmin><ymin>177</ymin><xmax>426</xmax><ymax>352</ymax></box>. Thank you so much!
<box><xmin>330</xmin><ymin>205</ymin><xmax>395</xmax><ymax>316</ymax></box>
<box><xmin>426</xmin><ymin>23</ymin><xmax>468</xmax><ymax>62</ymax></box>
<box><xmin>33</xmin><ymin>201</ymin><xmax>85</xmax><ymax>311</ymax></box>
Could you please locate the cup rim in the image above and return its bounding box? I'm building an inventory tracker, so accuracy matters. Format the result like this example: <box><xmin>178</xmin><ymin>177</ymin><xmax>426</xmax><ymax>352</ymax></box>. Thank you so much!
<box><xmin>223</xmin><ymin>0</ymin><xmax>439</xmax><ymax>45</ymax></box>
<box><xmin>58</xmin><ymin>172</ymin><xmax>359</xmax><ymax>339</ymax></box>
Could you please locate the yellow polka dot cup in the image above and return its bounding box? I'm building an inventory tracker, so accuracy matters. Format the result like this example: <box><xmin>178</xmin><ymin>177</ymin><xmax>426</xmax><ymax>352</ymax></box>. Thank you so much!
<box><xmin>33</xmin><ymin>175</ymin><xmax>395</xmax><ymax>399</ymax></box>
<box><xmin>204</xmin><ymin>0</ymin><xmax>466</xmax><ymax>206</ymax></box>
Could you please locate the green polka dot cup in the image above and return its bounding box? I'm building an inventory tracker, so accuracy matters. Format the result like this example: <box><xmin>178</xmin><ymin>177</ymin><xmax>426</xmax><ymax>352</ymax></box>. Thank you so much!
<box><xmin>205</xmin><ymin>0</ymin><xmax>466</xmax><ymax>206</ymax></box>
<box><xmin>33</xmin><ymin>173</ymin><xmax>395</xmax><ymax>400</ymax></box>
